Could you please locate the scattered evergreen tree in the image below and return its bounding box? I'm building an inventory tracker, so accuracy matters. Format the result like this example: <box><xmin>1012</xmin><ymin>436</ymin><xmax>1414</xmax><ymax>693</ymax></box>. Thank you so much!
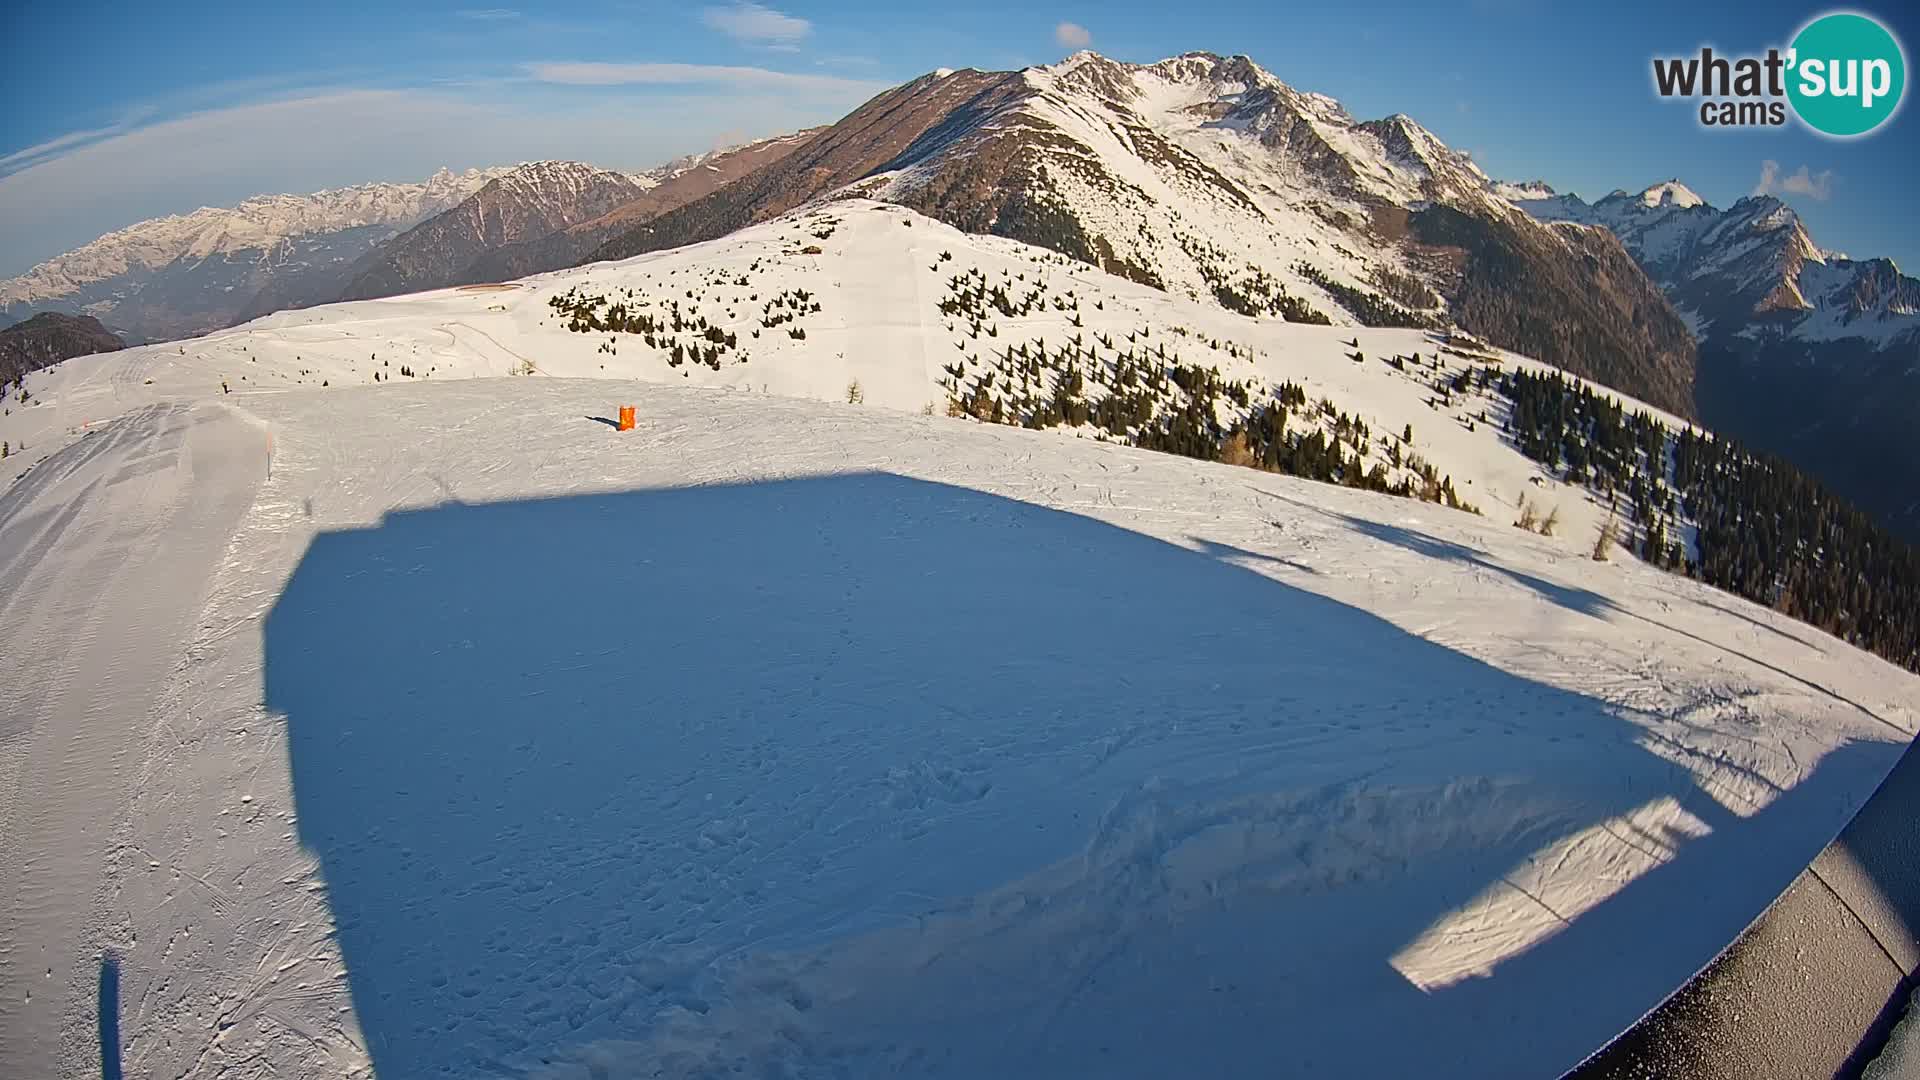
<box><xmin>1514</xmin><ymin>495</ymin><xmax>1539</xmax><ymax>533</ymax></box>
<box><xmin>1593</xmin><ymin>512</ymin><xmax>1619</xmax><ymax>561</ymax></box>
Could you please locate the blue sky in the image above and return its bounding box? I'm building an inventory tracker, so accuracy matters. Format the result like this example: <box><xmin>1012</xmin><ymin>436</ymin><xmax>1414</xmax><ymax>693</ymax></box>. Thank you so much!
<box><xmin>1</xmin><ymin>1</ymin><xmax>1915</xmax><ymax>277</ymax></box>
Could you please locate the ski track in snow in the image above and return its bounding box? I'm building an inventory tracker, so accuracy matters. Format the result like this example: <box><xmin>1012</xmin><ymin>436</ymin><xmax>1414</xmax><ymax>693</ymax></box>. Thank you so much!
<box><xmin>0</xmin><ymin>203</ymin><xmax>1915</xmax><ymax>1080</ymax></box>
<box><xmin>0</xmin><ymin>403</ymin><xmax>265</xmax><ymax>1080</ymax></box>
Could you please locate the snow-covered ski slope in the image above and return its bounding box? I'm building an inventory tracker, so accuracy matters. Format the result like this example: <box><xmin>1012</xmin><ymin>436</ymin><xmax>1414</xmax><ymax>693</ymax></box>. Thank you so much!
<box><xmin>1</xmin><ymin>201</ymin><xmax>1916</xmax><ymax>1080</ymax></box>
<box><xmin>8</xmin><ymin>200</ymin><xmax>1674</xmax><ymax>549</ymax></box>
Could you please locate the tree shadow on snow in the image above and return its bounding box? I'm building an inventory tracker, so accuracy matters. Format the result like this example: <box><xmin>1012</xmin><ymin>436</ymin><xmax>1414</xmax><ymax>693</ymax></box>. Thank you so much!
<box><xmin>265</xmin><ymin>472</ymin><xmax>1902</xmax><ymax>1080</ymax></box>
<box><xmin>1257</xmin><ymin>487</ymin><xmax>1617</xmax><ymax>619</ymax></box>
<box><xmin>1262</xmin><ymin>489</ymin><xmax>1900</xmax><ymax>734</ymax></box>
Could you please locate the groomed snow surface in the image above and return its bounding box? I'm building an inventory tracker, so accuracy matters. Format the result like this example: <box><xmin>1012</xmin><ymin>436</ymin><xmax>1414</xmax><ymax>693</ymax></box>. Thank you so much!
<box><xmin>2</xmin><ymin>203</ymin><xmax>1917</xmax><ymax>1080</ymax></box>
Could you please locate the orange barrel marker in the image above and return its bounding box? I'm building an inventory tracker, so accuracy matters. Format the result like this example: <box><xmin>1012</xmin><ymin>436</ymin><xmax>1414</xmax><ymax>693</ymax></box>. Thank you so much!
<box><xmin>617</xmin><ymin>405</ymin><xmax>636</xmax><ymax>431</ymax></box>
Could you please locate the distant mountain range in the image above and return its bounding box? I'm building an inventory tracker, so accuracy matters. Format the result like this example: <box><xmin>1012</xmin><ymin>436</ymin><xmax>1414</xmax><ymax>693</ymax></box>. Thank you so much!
<box><xmin>1508</xmin><ymin>180</ymin><xmax>1920</xmax><ymax>537</ymax></box>
<box><xmin>0</xmin><ymin>136</ymin><xmax>818</xmax><ymax>345</ymax></box>
<box><xmin>3</xmin><ymin>50</ymin><xmax>1914</xmax><ymax>534</ymax></box>
<box><xmin>1511</xmin><ymin>179</ymin><xmax>1917</xmax><ymax>350</ymax></box>
<box><xmin>0</xmin><ymin>168</ymin><xmax>505</xmax><ymax>341</ymax></box>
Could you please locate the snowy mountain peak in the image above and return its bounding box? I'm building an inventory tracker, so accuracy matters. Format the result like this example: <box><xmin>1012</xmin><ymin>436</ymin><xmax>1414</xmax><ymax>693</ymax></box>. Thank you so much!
<box><xmin>1515</xmin><ymin>177</ymin><xmax>1915</xmax><ymax>349</ymax></box>
<box><xmin>484</xmin><ymin>160</ymin><xmax>657</xmax><ymax>202</ymax></box>
<box><xmin>1492</xmin><ymin>180</ymin><xmax>1558</xmax><ymax>202</ymax></box>
<box><xmin>585</xmin><ymin>49</ymin><xmax>1693</xmax><ymax>415</ymax></box>
<box><xmin>1030</xmin><ymin>50</ymin><xmax>1142</xmax><ymax>101</ymax></box>
<box><xmin>1733</xmin><ymin>194</ymin><xmax>1801</xmax><ymax>232</ymax></box>
<box><xmin>1029</xmin><ymin>51</ymin><xmax>1306</xmax><ymax>117</ymax></box>
<box><xmin>1639</xmin><ymin>180</ymin><xmax>1704</xmax><ymax>209</ymax></box>
<box><xmin>1358</xmin><ymin>113</ymin><xmax>1489</xmax><ymax>186</ymax></box>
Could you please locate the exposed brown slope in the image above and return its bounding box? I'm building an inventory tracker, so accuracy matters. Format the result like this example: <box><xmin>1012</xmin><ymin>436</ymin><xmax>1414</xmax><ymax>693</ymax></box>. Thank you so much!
<box><xmin>587</xmin><ymin>70</ymin><xmax>1027</xmax><ymax>263</ymax></box>
<box><xmin>467</xmin><ymin>132</ymin><xmax>821</xmax><ymax>280</ymax></box>
<box><xmin>340</xmin><ymin>163</ymin><xmax>650</xmax><ymax>300</ymax></box>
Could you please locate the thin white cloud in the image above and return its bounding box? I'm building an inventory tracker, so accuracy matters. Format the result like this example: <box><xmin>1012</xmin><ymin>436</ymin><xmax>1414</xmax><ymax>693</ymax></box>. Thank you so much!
<box><xmin>456</xmin><ymin>8</ymin><xmax>521</xmax><ymax>18</ymax></box>
<box><xmin>1754</xmin><ymin>160</ymin><xmax>1835</xmax><ymax>202</ymax></box>
<box><xmin>1055</xmin><ymin>22</ymin><xmax>1092</xmax><ymax>49</ymax></box>
<box><xmin>523</xmin><ymin>61</ymin><xmax>883</xmax><ymax>97</ymax></box>
<box><xmin>0</xmin><ymin>126</ymin><xmax>125</xmax><ymax>176</ymax></box>
<box><xmin>700</xmin><ymin>3</ymin><xmax>810</xmax><ymax>50</ymax></box>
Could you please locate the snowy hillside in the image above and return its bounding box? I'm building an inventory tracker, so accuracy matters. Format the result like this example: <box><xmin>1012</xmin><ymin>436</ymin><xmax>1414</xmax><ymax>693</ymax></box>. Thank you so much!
<box><xmin>8</xmin><ymin>200</ymin><xmax>1679</xmax><ymax>550</ymax></box>
<box><xmin>3</xmin><ymin>200</ymin><xmax>1917</xmax><ymax>1080</ymax></box>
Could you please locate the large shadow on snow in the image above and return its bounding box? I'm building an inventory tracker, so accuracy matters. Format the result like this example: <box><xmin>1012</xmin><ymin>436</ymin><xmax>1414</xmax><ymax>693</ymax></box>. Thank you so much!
<box><xmin>265</xmin><ymin>473</ymin><xmax>1903</xmax><ymax>1080</ymax></box>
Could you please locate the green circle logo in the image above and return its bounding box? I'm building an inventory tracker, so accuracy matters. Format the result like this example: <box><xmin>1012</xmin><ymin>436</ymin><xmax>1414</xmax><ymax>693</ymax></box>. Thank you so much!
<box><xmin>1788</xmin><ymin>12</ymin><xmax>1906</xmax><ymax>136</ymax></box>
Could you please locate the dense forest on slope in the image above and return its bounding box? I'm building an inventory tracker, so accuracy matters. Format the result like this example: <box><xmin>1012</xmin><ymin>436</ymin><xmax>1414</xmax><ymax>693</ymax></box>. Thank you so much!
<box><xmin>1493</xmin><ymin>366</ymin><xmax>1919</xmax><ymax>672</ymax></box>
<box><xmin>1</xmin><ymin>313</ymin><xmax>124</xmax><ymax>391</ymax></box>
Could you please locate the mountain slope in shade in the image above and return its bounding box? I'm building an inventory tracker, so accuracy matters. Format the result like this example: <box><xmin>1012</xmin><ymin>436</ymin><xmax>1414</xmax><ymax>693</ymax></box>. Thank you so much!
<box><xmin>464</xmin><ymin>131</ymin><xmax>821</xmax><ymax>283</ymax></box>
<box><xmin>0</xmin><ymin>168</ymin><xmax>505</xmax><ymax>342</ymax></box>
<box><xmin>1514</xmin><ymin>181</ymin><xmax>1920</xmax><ymax>539</ymax></box>
<box><xmin>0</xmin><ymin>312</ymin><xmax>124</xmax><ymax>389</ymax></box>
<box><xmin>591</xmin><ymin>52</ymin><xmax>1697</xmax><ymax>418</ymax></box>
<box><xmin>336</xmin><ymin>162</ymin><xmax>656</xmax><ymax>301</ymax></box>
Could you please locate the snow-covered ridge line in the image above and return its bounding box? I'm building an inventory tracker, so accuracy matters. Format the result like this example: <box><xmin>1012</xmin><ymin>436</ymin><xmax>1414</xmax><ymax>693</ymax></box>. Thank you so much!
<box><xmin>1511</xmin><ymin>177</ymin><xmax>1919</xmax><ymax>347</ymax></box>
